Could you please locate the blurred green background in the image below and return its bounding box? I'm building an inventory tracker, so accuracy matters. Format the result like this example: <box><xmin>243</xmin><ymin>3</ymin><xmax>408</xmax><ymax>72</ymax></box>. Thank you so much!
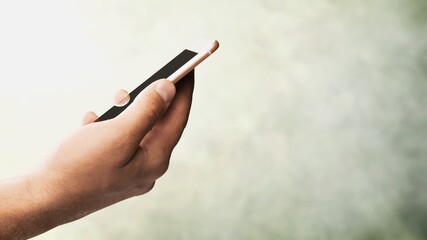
<box><xmin>1</xmin><ymin>0</ymin><xmax>426</xmax><ymax>239</ymax></box>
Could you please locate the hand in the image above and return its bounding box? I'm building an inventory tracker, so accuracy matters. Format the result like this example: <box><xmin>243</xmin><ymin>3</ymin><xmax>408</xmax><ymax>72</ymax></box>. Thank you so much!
<box><xmin>0</xmin><ymin>72</ymin><xmax>194</xmax><ymax>239</ymax></box>
<box><xmin>44</xmin><ymin>73</ymin><xmax>194</xmax><ymax>220</ymax></box>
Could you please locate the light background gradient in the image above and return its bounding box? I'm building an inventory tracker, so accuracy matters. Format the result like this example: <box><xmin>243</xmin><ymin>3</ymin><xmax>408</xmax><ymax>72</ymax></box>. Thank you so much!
<box><xmin>0</xmin><ymin>0</ymin><xmax>426</xmax><ymax>239</ymax></box>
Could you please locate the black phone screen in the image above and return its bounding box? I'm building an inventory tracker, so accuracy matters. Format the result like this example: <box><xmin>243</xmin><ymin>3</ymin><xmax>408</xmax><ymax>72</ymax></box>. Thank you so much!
<box><xmin>96</xmin><ymin>49</ymin><xmax>197</xmax><ymax>122</ymax></box>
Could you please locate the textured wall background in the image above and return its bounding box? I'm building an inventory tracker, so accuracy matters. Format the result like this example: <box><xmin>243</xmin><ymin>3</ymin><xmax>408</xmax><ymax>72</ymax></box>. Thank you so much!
<box><xmin>0</xmin><ymin>0</ymin><xmax>426</xmax><ymax>239</ymax></box>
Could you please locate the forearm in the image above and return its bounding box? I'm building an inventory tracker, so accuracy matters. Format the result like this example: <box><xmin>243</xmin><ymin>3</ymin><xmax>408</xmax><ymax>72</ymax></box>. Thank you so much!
<box><xmin>0</xmin><ymin>172</ymin><xmax>60</xmax><ymax>240</ymax></box>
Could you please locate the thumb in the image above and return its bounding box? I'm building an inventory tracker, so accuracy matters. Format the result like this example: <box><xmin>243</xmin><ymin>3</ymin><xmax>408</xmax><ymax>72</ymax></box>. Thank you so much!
<box><xmin>116</xmin><ymin>79</ymin><xmax>176</xmax><ymax>143</ymax></box>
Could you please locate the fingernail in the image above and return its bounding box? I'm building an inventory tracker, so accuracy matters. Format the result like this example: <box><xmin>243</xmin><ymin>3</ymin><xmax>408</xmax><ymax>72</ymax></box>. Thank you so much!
<box><xmin>155</xmin><ymin>80</ymin><xmax>175</xmax><ymax>104</ymax></box>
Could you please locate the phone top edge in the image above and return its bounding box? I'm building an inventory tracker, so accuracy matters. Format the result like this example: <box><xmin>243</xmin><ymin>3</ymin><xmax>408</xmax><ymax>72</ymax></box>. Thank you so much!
<box><xmin>187</xmin><ymin>39</ymin><xmax>219</xmax><ymax>55</ymax></box>
<box><xmin>167</xmin><ymin>40</ymin><xmax>219</xmax><ymax>83</ymax></box>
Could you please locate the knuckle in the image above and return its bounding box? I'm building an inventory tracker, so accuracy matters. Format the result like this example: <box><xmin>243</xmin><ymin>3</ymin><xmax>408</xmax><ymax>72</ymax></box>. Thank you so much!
<box><xmin>144</xmin><ymin>161</ymin><xmax>169</xmax><ymax>181</ymax></box>
<box><xmin>132</xmin><ymin>149</ymin><xmax>171</xmax><ymax>184</ymax></box>
<box><xmin>154</xmin><ymin>160</ymin><xmax>170</xmax><ymax>178</ymax></box>
<box><xmin>136</xmin><ymin>181</ymin><xmax>155</xmax><ymax>195</ymax></box>
<box><xmin>146</xmin><ymin>181</ymin><xmax>156</xmax><ymax>192</ymax></box>
<box><xmin>149</xmin><ymin>150</ymin><xmax>171</xmax><ymax>179</ymax></box>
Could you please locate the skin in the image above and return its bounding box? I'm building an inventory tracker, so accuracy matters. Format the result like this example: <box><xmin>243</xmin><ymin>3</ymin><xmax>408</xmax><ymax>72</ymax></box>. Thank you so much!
<box><xmin>0</xmin><ymin>72</ymin><xmax>195</xmax><ymax>240</ymax></box>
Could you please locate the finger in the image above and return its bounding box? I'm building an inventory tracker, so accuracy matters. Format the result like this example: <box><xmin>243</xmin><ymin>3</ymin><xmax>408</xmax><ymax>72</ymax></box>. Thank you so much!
<box><xmin>140</xmin><ymin>71</ymin><xmax>195</xmax><ymax>153</ymax></box>
<box><xmin>114</xmin><ymin>89</ymin><xmax>130</xmax><ymax>107</ymax></box>
<box><xmin>116</xmin><ymin>79</ymin><xmax>176</xmax><ymax>144</ymax></box>
<box><xmin>81</xmin><ymin>111</ymin><xmax>99</xmax><ymax>126</ymax></box>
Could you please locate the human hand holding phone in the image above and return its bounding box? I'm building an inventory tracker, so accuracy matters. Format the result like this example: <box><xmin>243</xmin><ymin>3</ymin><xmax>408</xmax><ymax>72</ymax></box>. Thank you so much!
<box><xmin>43</xmin><ymin>73</ymin><xmax>194</xmax><ymax>227</ymax></box>
<box><xmin>0</xmin><ymin>39</ymin><xmax>219</xmax><ymax>240</ymax></box>
<box><xmin>0</xmin><ymin>74</ymin><xmax>193</xmax><ymax>240</ymax></box>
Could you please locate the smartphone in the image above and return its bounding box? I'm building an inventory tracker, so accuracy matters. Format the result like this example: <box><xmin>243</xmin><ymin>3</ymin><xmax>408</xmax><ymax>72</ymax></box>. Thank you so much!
<box><xmin>95</xmin><ymin>39</ymin><xmax>219</xmax><ymax>122</ymax></box>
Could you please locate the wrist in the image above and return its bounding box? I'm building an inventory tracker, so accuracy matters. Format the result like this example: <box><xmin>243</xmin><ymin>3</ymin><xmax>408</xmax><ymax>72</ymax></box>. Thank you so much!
<box><xmin>33</xmin><ymin>164</ymin><xmax>118</xmax><ymax>226</ymax></box>
<box><xmin>30</xmin><ymin>166</ymin><xmax>98</xmax><ymax>227</ymax></box>
<box><xmin>27</xmin><ymin>169</ymin><xmax>67</xmax><ymax>229</ymax></box>
<box><xmin>0</xmin><ymin>171</ymin><xmax>59</xmax><ymax>239</ymax></box>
